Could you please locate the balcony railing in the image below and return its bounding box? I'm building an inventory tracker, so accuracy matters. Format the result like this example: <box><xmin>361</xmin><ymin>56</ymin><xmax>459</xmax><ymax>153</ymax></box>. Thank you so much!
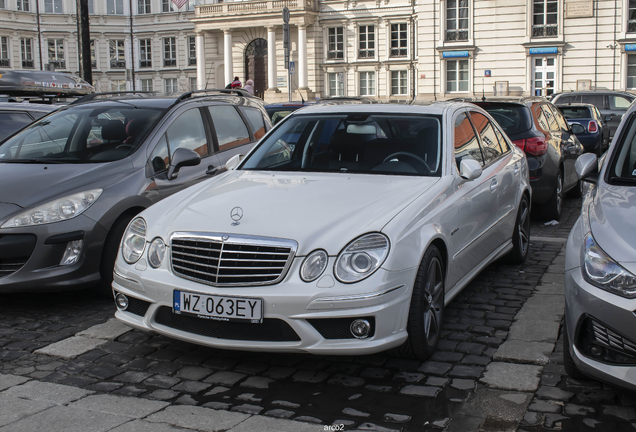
<box><xmin>445</xmin><ymin>29</ymin><xmax>468</xmax><ymax>42</ymax></box>
<box><xmin>0</xmin><ymin>59</ymin><xmax>9</xmax><ymax>67</ymax></box>
<box><xmin>532</xmin><ymin>24</ymin><xmax>558</xmax><ymax>37</ymax></box>
<box><xmin>110</xmin><ymin>60</ymin><xmax>126</xmax><ymax>68</ymax></box>
<box><xmin>195</xmin><ymin>0</ymin><xmax>317</xmax><ymax>17</ymax></box>
<box><xmin>629</xmin><ymin>19</ymin><xmax>636</xmax><ymax>33</ymax></box>
<box><xmin>22</xmin><ymin>59</ymin><xmax>34</xmax><ymax>68</ymax></box>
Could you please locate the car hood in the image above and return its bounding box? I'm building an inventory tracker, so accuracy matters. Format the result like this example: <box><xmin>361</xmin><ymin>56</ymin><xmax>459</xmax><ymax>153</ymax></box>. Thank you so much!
<box><xmin>590</xmin><ymin>184</ymin><xmax>636</xmax><ymax>264</ymax></box>
<box><xmin>149</xmin><ymin>171</ymin><xmax>440</xmax><ymax>256</ymax></box>
<box><xmin>0</xmin><ymin>161</ymin><xmax>135</xmax><ymax>209</ymax></box>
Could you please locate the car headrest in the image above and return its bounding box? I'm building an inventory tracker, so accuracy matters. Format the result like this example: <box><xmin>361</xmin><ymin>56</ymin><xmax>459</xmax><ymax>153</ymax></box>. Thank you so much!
<box><xmin>102</xmin><ymin>120</ymin><xmax>127</xmax><ymax>141</ymax></box>
<box><xmin>329</xmin><ymin>129</ymin><xmax>367</xmax><ymax>156</ymax></box>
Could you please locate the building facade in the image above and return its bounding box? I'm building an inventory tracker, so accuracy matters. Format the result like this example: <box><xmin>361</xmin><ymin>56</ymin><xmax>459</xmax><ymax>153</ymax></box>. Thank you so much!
<box><xmin>0</xmin><ymin>0</ymin><xmax>635</xmax><ymax>101</ymax></box>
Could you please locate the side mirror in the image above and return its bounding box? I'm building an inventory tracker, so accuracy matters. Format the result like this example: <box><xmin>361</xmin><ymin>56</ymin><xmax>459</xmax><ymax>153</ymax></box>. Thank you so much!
<box><xmin>604</xmin><ymin>115</ymin><xmax>613</xmax><ymax>123</ymax></box>
<box><xmin>571</xmin><ymin>123</ymin><xmax>586</xmax><ymax>134</ymax></box>
<box><xmin>168</xmin><ymin>148</ymin><xmax>201</xmax><ymax>180</ymax></box>
<box><xmin>459</xmin><ymin>159</ymin><xmax>482</xmax><ymax>181</ymax></box>
<box><xmin>225</xmin><ymin>153</ymin><xmax>244</xmax><ymax>171</ymax></box>
<box><xmin>575</xmin><ymin>152</ymin><xmax>598</xmax><ymax>183</ymax></box>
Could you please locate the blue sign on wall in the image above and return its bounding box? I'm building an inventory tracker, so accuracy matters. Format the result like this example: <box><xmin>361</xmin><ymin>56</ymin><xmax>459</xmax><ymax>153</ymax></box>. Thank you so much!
<box><xmin>484</xmin><ymin>70</ymin><xmax>491</xmax><ymax>77</ymax></box>
<box><xmin>442</xmin><ymin>51</ymin><xmax>469</xmax><ymax>59</ymax></box>
<box><xmin>626</xmin><ymin>44</ymin><xmax>636</xmax><ymax>52</ymax></box>
<box><xmin>529</xmin><ymin>47</ymin><xmax>558</xmax><ymax>55</ymax></box>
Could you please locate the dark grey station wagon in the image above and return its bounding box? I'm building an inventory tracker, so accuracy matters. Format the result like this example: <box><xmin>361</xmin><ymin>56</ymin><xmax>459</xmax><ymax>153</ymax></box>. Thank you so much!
<box><xmin>0</xmin><ymin>90</ymin><xmax>270</xmax><ymax>294</ymax></box>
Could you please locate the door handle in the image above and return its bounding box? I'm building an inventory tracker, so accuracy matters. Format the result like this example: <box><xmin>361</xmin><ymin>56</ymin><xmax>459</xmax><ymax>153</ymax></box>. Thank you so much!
<box><xmin>206</xmin><ymin>165</ymin><xmax>221</xmax><ymax>175</ymax></box>
<box><xmin>514</xmin><ymin>163</ymin><xmax>520</xmax><ymax>176</ymax></box>
<box><xmin>490</xmin><ymin>178</ymin><xmax>498</xmax><ymax>192</ymax></box>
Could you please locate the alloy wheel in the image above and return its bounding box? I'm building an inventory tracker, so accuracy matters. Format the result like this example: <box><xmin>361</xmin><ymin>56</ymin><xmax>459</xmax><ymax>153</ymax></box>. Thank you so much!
<box><xmin>423</xmin><ymin>257</ymin><xmax>444</xmax><ymax>346</ymax></box>
<box><xmin>518</xmin><ymin>198</ymin><xmax>530</xmax><ymax>257</ymax></box>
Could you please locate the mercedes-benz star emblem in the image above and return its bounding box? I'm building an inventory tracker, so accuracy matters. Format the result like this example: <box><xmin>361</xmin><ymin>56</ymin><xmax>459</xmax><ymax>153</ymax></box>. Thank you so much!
<box><xmin>230</xmin><ymin>207</ymin><xmax>243</xmax><ymax>226</ymax></box>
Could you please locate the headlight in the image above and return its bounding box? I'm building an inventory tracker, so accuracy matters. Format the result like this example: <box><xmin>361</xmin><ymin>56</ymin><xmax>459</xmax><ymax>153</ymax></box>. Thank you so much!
<box><xmin>122</xmin><ymin>217</ymin><xmax>147</xmax><ymax>264</ymax></box>
<box><xmin>300</xmin><ymin>249</ymin><xmax>328</xmax><ymax>282</ymax></box>
<box><xmin>582</xmin><ymin>233</ymin><xmax>636</xmax><ymax>298</ymax></box>
<box><xmin>1</xmin><ymin>189</ymin><xmax>103</xmax><ymax>228</ymax></box>
<box><xmin>335</xmin><ymin>233</ymin><xmax>390</xmax><ymax>283</ymax></box>
<box><xmin>148</xmin><ymin>237</ymin><xmax>166</xmax><ymax>268</ymax></box>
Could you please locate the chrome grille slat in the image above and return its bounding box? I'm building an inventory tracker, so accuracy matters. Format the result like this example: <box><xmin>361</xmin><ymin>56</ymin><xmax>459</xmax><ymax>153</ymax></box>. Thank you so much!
<box><xmin>171</xmin><ymin>233</ymin><xmax>297</xmax><ymax>287</ymax></box>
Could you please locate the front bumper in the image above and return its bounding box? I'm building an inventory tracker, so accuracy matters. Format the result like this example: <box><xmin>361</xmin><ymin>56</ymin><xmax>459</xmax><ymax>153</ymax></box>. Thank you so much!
<box><xmin>0</xmin><ymin>214</ymin><xmax>107</xmax><ymax>292</ymax></box>
<box><xmin>113</xmin><ymin>257</ymin><xmax>417</xmax><ymax>355</ymax></box>
<box><xmin>564</xmin><ymin>225</ymin><xmax>636</xmax><ymax>391</ymax></box>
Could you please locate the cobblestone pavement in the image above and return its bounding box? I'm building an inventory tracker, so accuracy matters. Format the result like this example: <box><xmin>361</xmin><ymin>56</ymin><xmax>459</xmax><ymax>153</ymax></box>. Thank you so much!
<box><xmin>2</xmin><ymin>195</ymin><xmax>633</xmax><ymax>431</ymax></box>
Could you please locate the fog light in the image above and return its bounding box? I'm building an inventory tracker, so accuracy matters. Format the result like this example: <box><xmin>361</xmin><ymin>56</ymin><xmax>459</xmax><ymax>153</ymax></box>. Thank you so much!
<box><xmin>115</xmin><ymin>293</ymin><xmax>129</xmax><ymax>310</ymax></box>
<box><xmin>60</xmin><ymin>240</ymin><xmax>83</xmax><ymax>265</ymax></box>
<box><xmin>589</xmin><ymin>344</ymin><xmax>605</xmax><ymax>357</ymax></box>
<box><xmin>350</xmin><ymin>319</ymin><xmax>371</xmax><ymax>339</ymax></box>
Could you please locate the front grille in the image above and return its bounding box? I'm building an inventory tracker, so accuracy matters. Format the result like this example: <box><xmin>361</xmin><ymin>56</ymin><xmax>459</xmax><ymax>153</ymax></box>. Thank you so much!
<box><xmin>171</xmin><ymin>232</ymin><xmax>297</xmax><ymax>287</ymax></box>
<box><xmin>589</xmin><ymin>319</ymin><xmax>636</xmax><ymax>355</ymax></box>
<box><xmin>154</xmin><ymin>306</ymin><xmax>300</xmax><ymax>342</ymax></box>
<box><xmin>0</xmin><ymin>234</ymin><xmax>36</xmax><ymax>278</ymax></box>
<box><xmin>126</xmin><ymin>296</ymin><xmax>151</xmax><ymax>317</ymax></box>
<box><xmin>577</xmin><ymin>317</ymin><xmax>636</xmax><ymax>365</ymax></box>
<box><xmin>308</xmin><ymin>317</ymin><xmax>376</xmax><ymax>339</ymax></box>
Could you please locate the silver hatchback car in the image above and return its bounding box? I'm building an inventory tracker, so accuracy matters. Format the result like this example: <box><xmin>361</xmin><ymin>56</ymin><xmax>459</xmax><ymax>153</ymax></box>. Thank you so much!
<box><xmin>564</xmin><ymin>100</ymin><xmax>636</xmax><ymax>390</ymax></box>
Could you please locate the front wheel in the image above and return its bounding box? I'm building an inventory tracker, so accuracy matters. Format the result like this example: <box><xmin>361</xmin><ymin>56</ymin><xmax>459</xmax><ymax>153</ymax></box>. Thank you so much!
<box><xmin>97</xmin><ymin>213</ymin><xmax>136</xmax><ymax>297</ymax></box>
<box><xmin>508</xmin><ymin>194</ymin><xmax>530</xmax><ymax>264</ymax></box>
<box><xmin>396</xmin><ymin>246</ymin><xmax>445</xmax><ymax>360</ymax></box>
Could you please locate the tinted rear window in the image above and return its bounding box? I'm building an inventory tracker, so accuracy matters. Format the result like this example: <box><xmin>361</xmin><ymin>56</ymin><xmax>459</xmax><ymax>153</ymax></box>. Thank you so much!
<box><xmin>558</xmin><ymin>106</ymin><xmax>592</xmax><ymax>119</ymax></box>
<box><xmin>476</xmin><ymin>104</ymin><xmax>533</xmax><ymax>136</ymax></box>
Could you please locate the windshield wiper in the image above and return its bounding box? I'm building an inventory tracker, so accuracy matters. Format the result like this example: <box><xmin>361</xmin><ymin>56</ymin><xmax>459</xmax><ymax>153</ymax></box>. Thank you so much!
<box><xmin>0</xmin><ymin>158</ymin><xmax>69</xmax><ymax>164</ymax></box>
<box><xmin>609</xmin><ymin>176</ymin><xmax>636</xmax><ymax>185</ymax></box>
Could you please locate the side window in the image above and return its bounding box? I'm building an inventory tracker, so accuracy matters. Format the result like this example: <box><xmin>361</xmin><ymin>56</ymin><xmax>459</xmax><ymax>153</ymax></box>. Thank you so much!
<box><xmin>166</xmin><ymin>108</ymin><xmax>209</xmax><ymax>157</ymax></box>
<box><xmin>492</xmin><ymin>124</ymin><xmax>510</xmax><ymax>153</ymax></box>
<box><xmin>548</xmin><ymin>104</ymin><xmax>570</xmax><ymax>132</ymax></box>
<box><xmin>609</xmin><ymin>95</ymin><xmax>633</xmax><ymax>111</ymax></box>
<box><xmin>581</xmin><ymin>94</ymin><xmax>605</xmax><ymax>109</ymax></box>
<box><xmin>454</xmin><ymin>112</ymin><xmax>484</xmax><ymax>168</ymax></box>
<box><xmin>556</xmin><ymin>95</ymin><xmax>579</xmax><ymax>104</ymax></box>
<box><xmin>0</xmin><ymin>112</ymin><xmax>33</xmax><ymax>141</ymax></box>
<box><xmin>208</xmin><ymin>106</ymin><xmax>250</xmax><ymax>151</ymax></box>
<box><xmin>540</xmin><ymin>105</ymin><xmax>558</xmax><ymax>131</ymax></box>
<box><xmin>470</xmin><ymin>111</ymin><xmax>502</xmax><ymax>165</ymax></box>
<box><xmin>149</xmin><ymin>135</ymin><xmax>170</xmax><ymax>174</ymax></box>
<box><xmin>239</xmin><ymin>107</ymin><xmax>268</xmax><ymax>140</ymax></box>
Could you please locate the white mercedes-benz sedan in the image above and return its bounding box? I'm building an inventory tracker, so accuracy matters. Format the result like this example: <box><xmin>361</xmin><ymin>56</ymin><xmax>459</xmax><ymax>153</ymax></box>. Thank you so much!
<box><xmin>112</xmin><ymin>102</ymin><xmax>530</xmax><ymax>360</ymax></box>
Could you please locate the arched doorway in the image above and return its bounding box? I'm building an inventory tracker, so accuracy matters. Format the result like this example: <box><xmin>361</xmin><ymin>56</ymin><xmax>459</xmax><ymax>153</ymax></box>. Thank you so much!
<box><xmin>244</xmin><ymin>38</ymin><xmax>267</xmax><ymax>99</ymax></box>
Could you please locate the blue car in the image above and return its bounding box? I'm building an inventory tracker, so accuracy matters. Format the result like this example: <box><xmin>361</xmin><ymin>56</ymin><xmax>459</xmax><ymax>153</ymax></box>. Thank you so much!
<box><xmin>556</xmin><ymin>103</ymin><xmax>610</xmax><ymax>156</ymax></box>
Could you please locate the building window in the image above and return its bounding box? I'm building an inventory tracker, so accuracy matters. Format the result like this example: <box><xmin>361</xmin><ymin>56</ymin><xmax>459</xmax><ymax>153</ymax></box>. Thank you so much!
<box><xmin>628</xmin><ymin>54</ymin><xmax>636</xmax><ymax>89</ymax></box>
<box><xmin>446</xmin><ymin>59</ymin><xmax>469</xmax><ymax>92</ymax></box>
<box><xmin>110</xmin><ymin>40</ymin><xmax>125</xmax><ymax>68</ymax></box>
<box><xmin>48</xmin><ymin>39</ymin><xmax>65</xmax><ymax>69</ymax></box>
<box><xmin>0</xmin><ymin>37</ymin><xmax>9</xmax><ymax>67</ymax></box>
<box><xmin>107</xmin><ymin>0</ymin><xmax>124</xmax><ymax>14</ymax></box>
<box><xmin>162</xmin><ymin>0</ymin><xmax>175</xmax><ymax>12</ymax></box>
<box><xmin>165</xmin><ymin>78</ymin><xmax>178</xmax><ymax>93</ymax></box>
<box><xmin>17</xmin><ymin>0</ymin><xmax>29</xmax><ymax>12</ymax></box>
<box><xmin>0</xmin><ymin>0</ymin><xmax>5</xmax><ymax>8</ymax></box>
<box><xmin>88</xmin><ymin>0</ymin><xmax>93</xmax><ymax>13</ymax></box>
<box><xmin>359</xmin><ymin>71</ymin><xmax>375</xmax><ymax>96</ymax></box>
<box><xmin>190</xmin><ymin>77</ymin><xmax>197</xmax><ymax>90</ymax></box>
<box><xmin>188</xmin><ymin>36</ymin><xmax>196</xmax><ymax>66</ymax></box>
<box><xmin>21</xmin><ymin>38</ymin><xmax>33</xmax><ymax>68</ymax></box>
<box><xmin>358</xmin><ymin>25</ymin><xmax>375</xmax><ymax>59</ymax></box>
<box><xmin>391</xmin><ymin>70</ymin><xmax>408</xmax><ymax>95</ymax></box>
<box><xmin>112</xmin><ymin>79</ymin><xmax>126</xmax><ymax>91</ymax></box>
<box><xmin>44</xmin><ymin>0</ymin><xmax>62</xmax><ymax>13</ymax></box>
<box><xmin>532</xmin><ymin>0</ymin><xmax>558</xmax><ymax>37</ymax></box>
<box><xmin>389</xmin><ymin>24</ymin><xmax>408</xmax><ymax>57</ymax></box>
<box><xmin>139</xmin><ymin>39</ymin><xmax>152</xmax><ymax>68</ymax></box>
<box><xmin>629</xmin><ymin>0</ymin><xmax>636</xmax><ymax>33</ymax></box>
<box><xmin>328</xmin><ymin>72</ymin><xmax>344</xmax><ymax>96</ymax></box>
<box><xmin>141</xmin><ymin>78</ymin><xmax>153</xmax><ymax>91</ymax></box>
<box><xmin>90</xmin><ymin>40</ymin><xmax>96</xmax><ymax>68</ymax></box>
<box><xmin>327</xmin><ymin>27</ymin><xmax>344</xmax><ymax>60</ymax></box>
<box><xmin>446</xmin><ymin>0</ymin><xmax>468</xmax><ymax>41</ymax></box>
<box><xmin>164</xmin><ymin>37</ymin><xmax>176</xmax><ymax>67</ymax></box>
<box><xmin>137</xmin><ymin>0</ymin><xmax>150</xmax><ymax>14</ymax></box>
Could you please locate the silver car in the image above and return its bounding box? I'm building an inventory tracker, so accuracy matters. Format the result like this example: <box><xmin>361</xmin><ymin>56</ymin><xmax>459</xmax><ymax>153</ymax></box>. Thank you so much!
<box><xmin>564</xmin><ymin>101</ymin><xmax>636</xmax><ymax>389</ymax></box>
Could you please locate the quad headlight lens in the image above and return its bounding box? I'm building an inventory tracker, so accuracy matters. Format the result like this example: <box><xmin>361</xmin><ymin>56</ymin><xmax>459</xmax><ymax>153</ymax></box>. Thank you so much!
<box><xmin>148</xmin><ymin>237</ymin><xmax>166</xmax><ymax>268</ymax></box>
<box><xmin>300</xmin><ymin>249</ymin><xmax>328</xmax><ymax>282</ymax></box>
<box><xmin>335</xmin><ymin>233</ymin><xmax>390</xmax><ymax>283</ymax></box>
<box><xmin>122</xmin><ymin>217</ymin><xmax>147</xmax><ymax>264</ymax></box>
<box><xmin>582</xmin><ymin>233</ymin><xmax>636</xmax><ymax>298</ymax></box>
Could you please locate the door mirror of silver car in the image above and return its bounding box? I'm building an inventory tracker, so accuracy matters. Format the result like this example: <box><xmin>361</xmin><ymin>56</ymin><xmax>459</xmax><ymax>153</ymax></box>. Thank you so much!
<box><xmin>168</xmin><ymin>148</ymin><xmax>201</xmax><ymax>180</ymax></box>
<box><xmin>575</xmin><ymin>152</ymin><xmax>598</xmax><ymax>184</ymax></box>
<box><xmin>459</xmin><ymin>159</ymin><xmax>482</xmax><ymax>181</ymax></box>
<box><xmin>571</xmin><ymin>123</ymin><xmax>586</xmax><ymax>134</ymax></box>
<box><xmin>604</xmin><ymin>115</ymin><xmax>612</xmax><ymax>123</ymax></box>
<box><xmin>225</xmin><ymin>154</ymin><xmax>244</xmax><ymax>171</ymax></box>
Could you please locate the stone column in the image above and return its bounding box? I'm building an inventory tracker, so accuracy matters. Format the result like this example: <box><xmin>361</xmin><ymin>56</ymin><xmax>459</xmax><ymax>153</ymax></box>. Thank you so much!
<box><xmin>223</xmin><ymin>30</ymin><xmax>233</xmax><ymax>86</ymax></box>
<box><xmin>298</xmin><ymin>24</ymin><xmax>308</xmax><ymax>89</ymax></box>
<box><xmin>195</xmin><ymin>31</ymin><xmax>206</xmax><ymax>90</ymax></box>
<box><xmin>267</xmin><ymin>26</ymin><xmax>277</xmax><ymax>90</ymax></box>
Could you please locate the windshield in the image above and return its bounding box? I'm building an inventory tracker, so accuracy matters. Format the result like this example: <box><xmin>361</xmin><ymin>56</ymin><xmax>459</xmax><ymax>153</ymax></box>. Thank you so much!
<box><xmin>476</xmin><ymin>104</ymin><xmax>533</xmax><ymax>136</ymax></box>
<box><xmin>241</xmin><ymin>114</ymin><xmax>442</xmax><ymax>176</ymax></box>
<box><xmin>608</xmin><ymin>113</ymin><xmax>636</xmax><ymax>185</ymax></box>
<box><xmin>0</xmin><ymin>104</ymin><xmax>164</xmax><ymax>163</ymax></box>
<box><xmin>559</xmin><ymin>106</ymin><xmax>592</xmax><ymax>119</ymax></box>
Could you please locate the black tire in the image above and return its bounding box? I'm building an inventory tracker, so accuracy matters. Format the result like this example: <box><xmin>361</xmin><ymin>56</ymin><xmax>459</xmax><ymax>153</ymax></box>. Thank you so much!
<box><xmin>97</xmin><ymin>213</ymin><xmax>136</xmax><ymax>297</ymax></box>
<box><xmin>508</xmin><ymin>194</ymin><xmax>530</xmax><ymax>264</ymax></box>
<box><xmin>539</xmin><ymin>169</ymin><xmax>563</xmax><ymax>221</ymax></box>
<box><xmin>396</xmin><ymin>246</ymin><xmax>445</xmax><ymax>360</ymax></box>
<box><xmin>563</xmin><ymin>320</ymin><xmax>586</xmax><ymax>379</ymax></box>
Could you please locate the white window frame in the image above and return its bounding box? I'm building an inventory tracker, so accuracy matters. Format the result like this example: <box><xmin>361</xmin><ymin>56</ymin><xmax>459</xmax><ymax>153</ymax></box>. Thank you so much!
<box><xmin>139</xmin><ymin>38</ymin><xmax>152</xmax><ymax>68</ymax></box>
<box><xmin>0</xmin><ymin>37</ymin><xmax>9</xmax><ymax>67</ymax></box>
<box><xmin>532</xmin><ymin>0</ymin><xmax>559</xmax><ymax>38</ymax></box>
<box><xmin>164</xmin><ymin>77</ymin><xmax>178</xmax><ymax>93</ymax></box>
<box><xmin>140</xmin><ymin>78</ymin><xmax>153</xmax><ymax>91</ymax></box>
<box><xmin>90</xmin><ymin>39</ymin><xmax>96</xmax><ymax>69</ymax></box>
<box><xmin>327</xmin><ymin>27</ymin><xmax>344</xmax><ymax>60</ymax></box>
<box><xmin>162</xmin><ymin>0</ymin><xmax>175</xmax><ymax>12</ymax></box>
<box><xmin>107</xmin><ymin>0</ymin><xmax>124</xmax><ymax>15</ymax></box>
<box><xmin>21</xmin><ymin>38</ymin><xmax>33</xmax><ymax>68</ymax></box>
<box><xmin>445</xmin><ymin>58</ymin><xmax>470</xmax><ymax>93</ymax></box>
<box><xmin>87</xmin><ymin>0</ymin><xmax>93</xmax><ymax>14</ymax></box>
<box><xmin>190</xmin><ymin>76</ymin><xmax>197</xmax><ymax>91</ymax></box>
<box><xmin>358</xmin><ymin>25</ymin><xmax>375</xmax><ymax>60</ymax></box>
<box><xmin>109</xmin><ymin>39</ymin><xmax>126</xmax><ymax>69</ymax></box>
<box><xmin>44</xmin><ymin>0</ymin><xmax>63</xmax><ymax>13</ymax></box>
<box><xmin>327</xmin><ymin>72</ymin><xmax>345</xmax><ymax>96</ymax></box>
<box><xmin>111</xmin><ymin>79</ymin><xmax>127</xmax><ymax>91</ymax></box>
<box><xmin>47</xmin><ymin>38</ymin><xmax>65</xmax><ymax>69</ymax></box>
<box><xmin>627</xmin><ymin>54</ymin><xmax>636</xmax><ymax>89</ymax></box>
<box><xmin>188</xmin><ymin>36</ymin><xmax>196</xmax><ymax>66</ymax></box>
<box><xmin>358</xmin><ymin>70</ymin><xmax>376</xmax><ymax>96</ymax></box>
<box><xmin>0</xmin><ymin>0</ymin><xmax>5</xmax><ymax>9</ymax></box>
<box><xmin>389</xmin><ymin>23</ymin><xmax>408</xmax><ymax>58</ymax></box>
<box><xmin>137</xmin><ymin>0</ymin><xmax>150</xmax><ymax>14</ymax></box>
<box><xmin>17</xmin><ymin>0</ymin><xmax>29</xmax><ymax>12</ymax></box>
<box><xmin>391</xmin><ymin>70</ymin><xmax>408</xmax><ymax>95</ymax></box>
<box><xmin>445</xmin><ymin>0</ymin><xmax>469</xmax><ymax>42</ymax></box>
<box><xmin>163</xmin><ymin>37</ymin><xmax>176</xmax><ymax>67</ymax></box>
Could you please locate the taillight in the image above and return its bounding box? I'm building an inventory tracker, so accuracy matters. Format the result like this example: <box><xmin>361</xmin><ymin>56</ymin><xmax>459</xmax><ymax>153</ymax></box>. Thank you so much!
<box><xmin>513</xmin><ymin>137</ymin><xmax>548</xmax><ymax>156</ymax></box>
<box><xmin>588</xmin><ymin>120</ymin><xmax>598</xmax><ymax>133</ymax></box>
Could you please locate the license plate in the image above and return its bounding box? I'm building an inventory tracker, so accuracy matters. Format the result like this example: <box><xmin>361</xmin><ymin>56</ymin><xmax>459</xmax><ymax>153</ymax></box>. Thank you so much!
<box><xmin>173</xmin><ymin>290</ymin><xmax>263</xmax><ymax>323</ymax></box>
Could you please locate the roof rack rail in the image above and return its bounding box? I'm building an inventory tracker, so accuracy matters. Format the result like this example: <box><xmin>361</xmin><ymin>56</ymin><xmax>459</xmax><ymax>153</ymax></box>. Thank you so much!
<box><xmin>71</xmin><ymin>91</ymin><xmax>156</xmax><ymax>105</ymax></box>
<box><xmin>176</xmin><ymin>88</ymin><xmax>253</xmax><ymax>102</ymax></box>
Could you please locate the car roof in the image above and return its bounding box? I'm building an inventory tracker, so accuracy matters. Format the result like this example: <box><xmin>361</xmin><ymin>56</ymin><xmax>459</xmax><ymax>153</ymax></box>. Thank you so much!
<box><xmin>0</xmin><ymin>102</ymin><xmax>59</xmax><ymax>112</ymax></box>
<box><xmin>293</xmin><ymin>100</ymin><xmax>470</xmax><ymax>116</ymax></box>
<box><xmin>265</xmin><ymin>101</ymin><xmax>314</xmax><ymax>108</ymax></box>
<box><xmin>553</xmin><ymin>90</ymin><xmax>636</xmax><ymax>98</ymax></box>
<box><xmin>452</xmin><ymin>96</ymin><xmax>547</xmax><ymax>106</ymax></box>
<box><xmin>555</xmin><ymin>103</ymin><xmax>595</xmax><ymax>108</ymax></box>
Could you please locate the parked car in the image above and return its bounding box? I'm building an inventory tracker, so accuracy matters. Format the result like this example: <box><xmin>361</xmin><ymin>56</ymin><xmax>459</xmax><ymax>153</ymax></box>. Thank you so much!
<box><xmin>265</xmin><ymin>101</ymin><xmax>314</xmax><ymax>125</ymax></box>
<box><xmin>457</xmin><ymin>97</ymin><xmax>584</xmax><ymax>221</ymax></box>
<box><xmin>113</xmin><ymin>101</ymin><xmax>530</xmax><ymax>360</ymax></box>
<box><xmin>563</xmin><ymin>100</ymin><xmax>636</xmax><ymax>390</ymax></box>
<box><xmin>0</xmin><ymin>89</ymin><xmax>270</xmax><ymax>294</ymax></box>
<box><xmin>0</xmin><ymin>102</ymin><xmax>59</xmax><ymax>141</ymax></box>
<box><xmin>555</xmin><ymin>103</ymin><xmax>610</xmax><ymax>156</ymax></box>
<box><xmin>551</xmin><ymin>91</ymin><xmax>636</xmax><ymax>140</ymax></box>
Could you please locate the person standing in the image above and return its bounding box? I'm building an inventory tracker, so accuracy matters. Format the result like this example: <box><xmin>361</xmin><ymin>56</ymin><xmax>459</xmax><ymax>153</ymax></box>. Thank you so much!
<box><xmin>231</xmin><ymin>76</ymin><xmax>242</xmax><ymax>88</ymax></box>
<box><xmin>244</xmin><ymin>79</ymin><xmax>254</xmax><ymax>95</ymax></box>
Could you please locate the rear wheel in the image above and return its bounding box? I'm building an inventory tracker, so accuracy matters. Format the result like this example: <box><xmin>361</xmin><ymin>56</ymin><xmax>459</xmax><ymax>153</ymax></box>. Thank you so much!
<box><xmin>563</xmin><ymin>320</ymin><xmax>585</xmax><ymax>379</ymax></box>
<box><xmin>540</xmin><ymin>170</ymin><xmax>563</xmax><ymax>221</ymax></box>
<box><xmin>397</xmin><ymin>246</ymin><xmax>445</xmax><ymax>360</ymax></box>
<box><xmin>508</xmin><ymin>194</ymin><xmax>530</xmax><ymax>264</ymax></box>
<box><xmin>97</xmin><ymin>213</ymin><xmax>136</xmax><ymax>297</ymax></box>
